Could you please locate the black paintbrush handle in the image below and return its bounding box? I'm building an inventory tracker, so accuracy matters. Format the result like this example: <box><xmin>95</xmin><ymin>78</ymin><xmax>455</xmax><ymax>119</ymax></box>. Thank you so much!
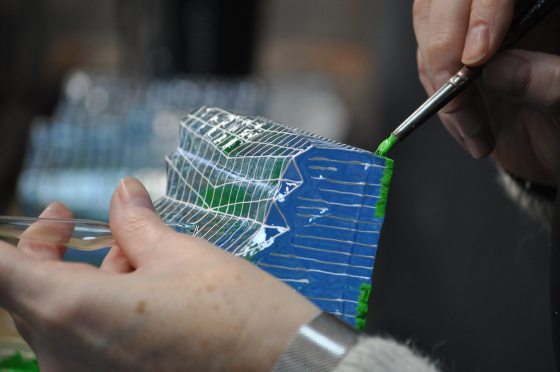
<box><xmin>503</xmin><ymin>0</ymin><xmax>560</xmax><ymax>50</ymax></box>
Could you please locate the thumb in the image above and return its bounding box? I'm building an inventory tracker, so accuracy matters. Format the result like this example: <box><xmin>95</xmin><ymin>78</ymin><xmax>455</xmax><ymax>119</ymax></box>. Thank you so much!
<box><xmin>109</xmin><ymin>177</ymin><xmax>174</xmax><ymax>268</ymax></box>
<box><xmin>484</xmin><ymin>49</ymin><xmax>560</xmax><ymax>114</ymax></box>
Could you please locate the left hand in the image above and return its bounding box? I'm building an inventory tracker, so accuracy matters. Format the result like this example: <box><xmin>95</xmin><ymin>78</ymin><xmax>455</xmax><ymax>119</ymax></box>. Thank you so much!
<box><xmin>0</xmin><ymin>178</ymin><xmax>319</xmax><ymax>372</ymax></box>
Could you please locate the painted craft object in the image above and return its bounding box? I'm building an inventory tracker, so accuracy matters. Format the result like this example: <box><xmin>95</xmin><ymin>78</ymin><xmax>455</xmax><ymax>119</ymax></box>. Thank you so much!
<box><xmin>155</xmin><ymin>107</ymin><xmax>393</xmax><ymax>329</ymax></box>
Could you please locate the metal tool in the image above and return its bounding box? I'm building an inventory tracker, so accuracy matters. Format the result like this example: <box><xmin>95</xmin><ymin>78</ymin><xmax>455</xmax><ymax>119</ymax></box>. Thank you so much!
<box><xmin>375</xmin><ymin>0</ymin><xmax>560</xmax><ymax>156</ymax></box>
<box><xmin>0</xmin><ymin>216</ymin><xmax>196</xmax><ymax>251</ymax></box>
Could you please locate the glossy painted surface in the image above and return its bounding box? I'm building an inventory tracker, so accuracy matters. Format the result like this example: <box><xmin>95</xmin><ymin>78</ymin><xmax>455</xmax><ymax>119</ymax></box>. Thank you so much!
<box><xmin>155</xmin><ymin>107</ymin><xmax>393</xmax><ymax>327</ymax></box>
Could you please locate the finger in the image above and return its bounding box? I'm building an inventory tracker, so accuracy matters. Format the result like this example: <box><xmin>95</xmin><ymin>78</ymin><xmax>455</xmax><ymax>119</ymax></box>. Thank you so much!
<box><xmin>100</xmin><ymin>245</ymin><xmax>133</xmax><ymax>273</ymax></box>
<box><xmin>484</xmin><ymin>50</ymin><xmax>560</xmax><ymax>114</ymax></box>
<box><xmin>18</xmin><ymin>202</ymin><xmax>73</xmax><ymax>261</ymax></box>
<box><xmin>11</xmin><ymin>313</ymin><xmax>34</xmax><ymax>345</ymax></box>
<box><xmin>439</xmin><ymin>86</ymin><xmax>495</xmax><ymax>158</ymax></box>
<box><xmin>462</xmin><ymin>0</ymin><xmax>515</xmax><ymax>65</ymax></box>
<box><xmin>417</xmin><ymin>49</ymin><xmax>435</xmax><ymax>95</ymax></box>
<box><xmin>426</xmin><ymin>0</ymin><xmax>471</xmax><ymax>88</ymax></box>
<box><xmin>413</xmin><ymin>0</ymin><xmax>434</xmax><ymax>87</ymax></box>
<box><xmin>419</xmin><ymin>41</ymin><xmax>494</xmax><ymax>157</ymax></box>
<box><xmin>109</xmin><ymin>177</ymin><xmax>176</xmax><ymax>268</ymax></box>
<box><xmin>0</xmin><ymin>240</ymin><xmax>37</xmax><ymax>312</ymax></box>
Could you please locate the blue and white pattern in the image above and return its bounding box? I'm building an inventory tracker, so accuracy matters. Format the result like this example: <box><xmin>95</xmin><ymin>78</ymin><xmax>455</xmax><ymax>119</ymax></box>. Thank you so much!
<box><xmin>155</xmin><ymin>107</ymin><xmax>392</xmax><ymax>326</ymax></box>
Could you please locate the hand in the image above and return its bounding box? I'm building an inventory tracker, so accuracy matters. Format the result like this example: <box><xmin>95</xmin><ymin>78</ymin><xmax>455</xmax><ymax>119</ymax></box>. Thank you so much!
<box><xmin>413</xmin><ymin>0</ymin><xmax>560</xmax><ymax>185</ymax></box>
<box><xmin>0</xmin><ymin>178</ymin><xmax>320</xmax><ymax>371</ymax></box>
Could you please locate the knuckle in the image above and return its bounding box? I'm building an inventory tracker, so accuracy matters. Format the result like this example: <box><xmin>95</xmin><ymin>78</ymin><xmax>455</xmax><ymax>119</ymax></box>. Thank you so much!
<box><xmin>427</xmin><ymin>31</ymin><xmax>455</xmax><ymax>55</ymax></box>
<box><xmin>473</xmin><ymin>0</ymin><xmax>511</xmax><ymax>14</ymax></box>
<box><xmin>33</xmin><ymin>265</ymin><xmax>79</xmax><ymax>326</ymax></box>
<box><xmin>37</xmin><ymin>293</ymin><xmax>82</xmax><ymax>331</ymax></box>
<box><xmin>121</xmin><ymin>210</ymin><xmax>161</xmax><ymax>241</ymax></box>
<box><xmin>471</xmin><ymin>0</ymin><xmax>515</xmax><ymax>26</ymax></box>
<box><xmin>40</xmin><ymin>297</ymin><xmax>80</xmax><ymax>331</ymax></box>
<box><xmin>412</xmin><ymin>0</ymin><xmax>429</xmax><ymax>20</ymax></box>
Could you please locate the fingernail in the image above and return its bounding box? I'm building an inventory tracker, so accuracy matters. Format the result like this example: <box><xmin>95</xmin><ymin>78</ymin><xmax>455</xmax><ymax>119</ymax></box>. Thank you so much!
<box><xmin>434</xmin><ymin>71</ymin><xmax>452</xmax><ymax>90</ymax></box>
<box><xmin>462</xmin><ymin>23</ymin><xmax>489</xmax><ymax>64</ymax></box>
<box><xmin>484</xmin><ymin>52</ymin><xmax>531</xmax><ymax>97</ymax></box>
<box><xmin>119</xmin><ymin>177</ymin><xmax>153</xmax><ymax>209</ymax></box>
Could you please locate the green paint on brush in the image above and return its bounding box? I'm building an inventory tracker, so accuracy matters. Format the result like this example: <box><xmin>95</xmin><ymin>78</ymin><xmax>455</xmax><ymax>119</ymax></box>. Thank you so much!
<box><xmin>355</xmin><ymin>283</ymin><xmax>372</xmax><ymax>330</ymax></box>
<box><xmin>374</xmin><ymin>134</ymin><xmax>398</xmax><ymax>157</ymax></box>
<box><xmin>374</xmin><ymin>158</ymin><xmax>394</xmax><ymax>219</ymax></box>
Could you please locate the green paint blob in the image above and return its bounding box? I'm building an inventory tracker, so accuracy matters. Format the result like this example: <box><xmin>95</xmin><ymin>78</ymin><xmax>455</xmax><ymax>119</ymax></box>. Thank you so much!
<box><xmin>197</xmin><ymin>184</ymin><xmax>250</xmax><ymax>217</ymax></box>
<box><xmin>374</xmin><ymin>158</ymin><xmax>394</xmax><ymax>219</ymax></box>
<box><xmin>374</xmin><ymin>134</ymin><xmax>398</xmax><ymax>157</ymax></box>
<box><xmin>0</xmin><ymin>352</ymin><xmax>39</xmax><ymax>371</ymax></box>
<box><xmin>244</xmin><ymin>252</ymin><xmax>257</xmax><ymax>262</ymax></box>
<box><xmin>355</xmin><ymin>283</ymin><xmax>372</xmax><ymax>330</ymax></box>
<box><xmin>270</xmin><ymin>159</ymin><xmax>285</xmax><ymax>180</ymax></box>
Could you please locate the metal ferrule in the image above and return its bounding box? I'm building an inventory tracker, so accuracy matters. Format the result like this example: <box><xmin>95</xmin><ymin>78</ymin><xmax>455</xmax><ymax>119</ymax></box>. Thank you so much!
<box><xmin>392</xmin><ymin>66</ymin><xmax>479</xmax><ymax>142</ymax></box>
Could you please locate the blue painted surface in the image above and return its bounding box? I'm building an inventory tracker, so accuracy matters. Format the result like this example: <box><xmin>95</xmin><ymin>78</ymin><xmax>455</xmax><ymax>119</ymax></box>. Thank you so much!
<box><xmin>155</xmin><ymin>107</ymin><xmax>392</xmax><ymax>326</ymax></box>
<box><xmin>254</xmin><ymin>148</ymin><xmax>386</xmax><ymax>324</ymax></box>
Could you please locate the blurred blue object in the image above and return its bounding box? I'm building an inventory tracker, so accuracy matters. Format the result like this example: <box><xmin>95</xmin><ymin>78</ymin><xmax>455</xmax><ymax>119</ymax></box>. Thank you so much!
<box><xmin>18</xmin><ymin>71</ymin><xmax>266</xmax><ymax>221</ymax></box>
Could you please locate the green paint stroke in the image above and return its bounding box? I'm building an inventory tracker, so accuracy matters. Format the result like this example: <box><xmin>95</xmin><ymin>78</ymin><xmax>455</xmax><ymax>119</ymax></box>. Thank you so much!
<box><xmin>374</xmin><ymin>134</ymin><xmax>398</xmax><ymax>157</ymax></box>
<box><xmin>355</xmin><ymin>283</ymin><xmax>372</xmax><ymax>330</ymax></box>
<box><xmin>215</xmin><ymin>133</ymin><xmax>244</xmax><ymax>154</ymax></box>
<box><xmin>374</xmin><ymin>157</ymin><xmax>394</xmax><ymax>219</ymax></box>
<box><xmin>0</xmin><ymin>352</ymin><xmax>38</xmax><ymax>371</ymax></box>
<box><xmin>197</xmin><ymin>184</ymin><xmax>250</xmax><ymax>217</ymax></box>
<box><xmin>270</xmin><ymin>159</ymin><xmax>285</xmax><ymax>180</ymax></box>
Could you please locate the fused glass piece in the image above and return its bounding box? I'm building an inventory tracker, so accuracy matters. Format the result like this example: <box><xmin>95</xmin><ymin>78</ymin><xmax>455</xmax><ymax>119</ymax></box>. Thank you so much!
<box><xmin>155</xmin><ymin>107</ymin><xmax>394</xmax><ymax>328</ymax></box>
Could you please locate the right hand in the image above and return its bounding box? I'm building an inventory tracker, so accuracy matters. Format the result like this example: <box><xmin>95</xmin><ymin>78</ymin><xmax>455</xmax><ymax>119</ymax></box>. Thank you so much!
<box><xmin>413</xmin><ymin>0</ymin><xmax>560</xmax><ymax>185</ymax></box>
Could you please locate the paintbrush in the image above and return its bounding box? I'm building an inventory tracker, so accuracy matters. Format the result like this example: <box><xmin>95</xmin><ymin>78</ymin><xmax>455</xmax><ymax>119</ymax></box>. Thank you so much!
<box><xmin>375</xmin><ymin>0</ymin><xmax>560</xmax><ymax>157</ymax></box>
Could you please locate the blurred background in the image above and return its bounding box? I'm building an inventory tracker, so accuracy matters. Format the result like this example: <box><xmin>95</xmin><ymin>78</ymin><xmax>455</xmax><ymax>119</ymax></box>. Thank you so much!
<box><xmin>0</xmin><ymin>1</ymin><xmax>554</xmax><ymax>371</ymax></box>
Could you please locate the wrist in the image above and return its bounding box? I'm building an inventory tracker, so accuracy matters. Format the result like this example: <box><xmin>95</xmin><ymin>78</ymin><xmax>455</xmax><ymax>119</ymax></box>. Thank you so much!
<box><xmin>230</xmin><ymin>276</ymin><xmax>320</xmax><ymax>372</ymax></box>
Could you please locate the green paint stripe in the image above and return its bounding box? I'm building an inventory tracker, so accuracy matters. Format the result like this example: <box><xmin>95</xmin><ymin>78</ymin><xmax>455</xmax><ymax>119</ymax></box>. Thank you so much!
<box><xmin>374</xmin><ymin>157</ymin><xmax>394</xmax><ymax>219</ymax></box>
<box><xmin>355</xmin><ymin>283</ymin><xmax>372</xmax><ymax>330</ymax></box>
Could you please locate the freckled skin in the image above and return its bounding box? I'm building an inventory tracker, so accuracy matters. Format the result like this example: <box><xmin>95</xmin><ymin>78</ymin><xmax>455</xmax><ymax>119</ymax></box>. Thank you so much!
<box><xmin>135</xmin><ymin>300</ymin><xmax>146</xmax><ymax>314</ymax></box>
<box><xmin>0</xmin><ymin>178</ymin><xmax>320</xmax><ymax>372</ymax></box>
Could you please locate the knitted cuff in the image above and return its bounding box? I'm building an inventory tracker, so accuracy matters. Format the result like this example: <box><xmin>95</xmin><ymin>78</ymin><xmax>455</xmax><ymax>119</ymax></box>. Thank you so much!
<box><xmin>497</xmin><ymin>167</ymin><xmax>557</xmax><ymax>227</ymax></box>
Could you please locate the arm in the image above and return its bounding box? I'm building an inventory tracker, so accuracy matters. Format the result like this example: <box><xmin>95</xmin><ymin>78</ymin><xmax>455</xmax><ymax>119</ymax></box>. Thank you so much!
<box><xmin>0</xmin><ymin>178</ymin><xmax>319</xmax><ymax>371</ymax></box>
<box><xmin>0</xmin><ymin>178</ymin><xmax>440</xmax><ymax>372</ymax></box>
